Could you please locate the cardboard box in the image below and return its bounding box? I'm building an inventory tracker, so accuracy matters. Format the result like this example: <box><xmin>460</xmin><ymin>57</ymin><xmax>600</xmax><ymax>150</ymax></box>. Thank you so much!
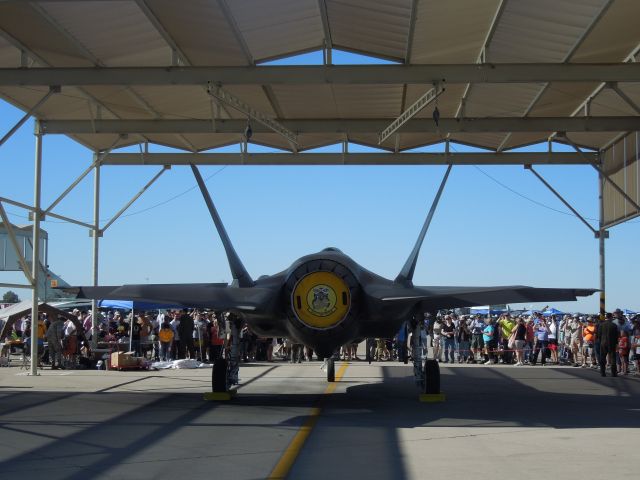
<box><xmin>110</xmin><ymin>351</ymin><xmax>139</xmax><ymax>368</ymax></box>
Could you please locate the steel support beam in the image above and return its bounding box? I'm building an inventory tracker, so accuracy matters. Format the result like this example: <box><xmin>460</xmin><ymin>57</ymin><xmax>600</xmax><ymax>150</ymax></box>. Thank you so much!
<box><xmin>30</xmin><ymin>123</ymin><xmax>43</xmax><ymax>376</ymax></box>
<box><xmin>44</xmin><ymin>136</ymin><xmax>121</xmax><ymax>214</ymax></box>
<box><xmin>525</xmin><ymin>165</ymin><xmax>598</xmax><ymax>236</ymax></box>
<box><xmin>91</xmin><ymin>162</ymin><xmax>100</xmax><ymax>350</ymax></box>
<box><xmin>100</xmin><ymin>166</ymin><xmax>170</xmax><ymax>232</ymax></box>
<box><xmin>2</xmin><ymin>64</ymin><xmax>640</xmax><ymax>86</ymax></box>
<box><xmin>598</xmin><ymin>154</ymin><xmax>606</xmax><ymax>319</ymax></box>
<box><xmin>0</xmin><ymin>196</ymin><xmax>94</xmax><ymax>230</ymax></box>
<box><xmin>39</xmin><ymin>117</ymin><xmax>640</xmax><ymax>135</ymax></box>
<box><xmin>100</xmin><ymin>152</ymin><xmax>594</xmax><ymax>166</ymax></box>
<box><xmin>0</xmin><ymin>282</ymin><xmax>34</xmax><ymax>290</ymax></box>
<box><xmin>0</xmin><ymin>86</ymin><xmax>58</xmax><ymax>148</ymax></box>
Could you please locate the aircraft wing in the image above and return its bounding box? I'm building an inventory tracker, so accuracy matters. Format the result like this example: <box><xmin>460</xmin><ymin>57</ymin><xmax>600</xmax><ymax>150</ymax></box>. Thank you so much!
<box><xmin>64</xmin><ymin>283</ymin><xmax>277</xmax><ymax>312</ymax></box>
<box><xmin>368</xmin><ymin>284</ymin><xmax>597</xmax><ymax>311</ymax></box>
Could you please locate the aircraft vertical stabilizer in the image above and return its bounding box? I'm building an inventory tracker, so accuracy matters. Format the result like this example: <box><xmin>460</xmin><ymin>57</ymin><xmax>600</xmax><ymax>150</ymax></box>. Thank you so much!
<box><xmin>395</xmin><ymin>165</ymin><xmax>452</xmax><ymax>286</ymax></box>
<box><xmin>190</xmin><ymin>165</ymin><xmax>254</xmax><ymax>287</ymax></box>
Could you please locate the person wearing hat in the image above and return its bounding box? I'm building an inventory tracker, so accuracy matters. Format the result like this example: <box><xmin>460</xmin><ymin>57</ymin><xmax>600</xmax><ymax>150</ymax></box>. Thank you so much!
<box><xmin>599</xmin><ymin>312</ymin><xmax>620</xmax><ymax>377</ymax></box>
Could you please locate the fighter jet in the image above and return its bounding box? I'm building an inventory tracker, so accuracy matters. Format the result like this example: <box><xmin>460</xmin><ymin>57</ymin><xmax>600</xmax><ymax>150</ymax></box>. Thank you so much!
<box><xmin>67</xmin><ymin>165</ymin><xmax>595</xmax><ymax>394</ymax></box>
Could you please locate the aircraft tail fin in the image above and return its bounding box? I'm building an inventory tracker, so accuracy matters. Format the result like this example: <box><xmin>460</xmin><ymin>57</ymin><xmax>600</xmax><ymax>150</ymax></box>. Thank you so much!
<box><xmin>395</xmin><ymin>165</ymin><xmax>452</xmax><ymax>286</ymax></box>
<box><xmin>190</xmin><ymin>165</ymin><xmax>254</xmax><ymax>287</ymax></box>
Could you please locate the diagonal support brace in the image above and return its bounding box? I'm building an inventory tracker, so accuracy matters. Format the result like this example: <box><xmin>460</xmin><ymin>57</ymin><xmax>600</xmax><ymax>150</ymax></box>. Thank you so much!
<box><xmin>608</xmin><ymin>82</ymin><xmax>640</xmax><ymax>115</ymax></box>
<box><xmin>100</xmin><ymin>165</ymin><xmax>170</xmax><ymax>233</ymax></box>
<box><xmin>525</xmin><ymin>165</ymin><xmax>599</xmax><ymax>236</ymax></box>
<box><xmin>0</xmin><ymin>86</ymin><xmax>59</xmax><ymax>148</ymax></box>
<box><xmin>45</xmin><ymin>136</ymin><xmax>122</xmax><ymax>214</ymax></box>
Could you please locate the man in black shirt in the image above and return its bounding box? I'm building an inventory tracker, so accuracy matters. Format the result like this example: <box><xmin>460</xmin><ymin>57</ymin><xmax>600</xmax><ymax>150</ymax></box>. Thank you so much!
<box><xmin>599</xmin><ymin>312</ymin><xmax>619</xmax><ymax>377</ymax></box>
<box><xmin>178</xmin><ymin>309</ymin><xmax>195</xmax><ymax>359</ymax></box>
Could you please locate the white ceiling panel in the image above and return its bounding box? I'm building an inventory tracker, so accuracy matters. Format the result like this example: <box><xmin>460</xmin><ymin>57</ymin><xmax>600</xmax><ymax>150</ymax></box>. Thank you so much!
<box><xmin>228</xmin><ymin>0</ymin><xmax>324</xmax><ymax>62</ymax></box>
<box><xmin>327</xmin><ymin>0</ymin><xmax>412</xmax><ymax>60</ymax></box>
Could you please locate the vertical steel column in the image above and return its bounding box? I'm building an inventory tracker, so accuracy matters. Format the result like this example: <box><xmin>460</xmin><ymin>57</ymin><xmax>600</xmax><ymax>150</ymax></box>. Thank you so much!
<box><xmin>91</xmin><ymin>161</ymin><xmax>101</xmax><ymax>350</ymax></box>
<box><xmin>598</xmin><ymin>153</ymin><xmax>606</xmax><ymax>320</ymax></box>
<box><xmin>30</xmin><ymin>122</ymin><xmax>43</xmax><ymax>376</ymax></box>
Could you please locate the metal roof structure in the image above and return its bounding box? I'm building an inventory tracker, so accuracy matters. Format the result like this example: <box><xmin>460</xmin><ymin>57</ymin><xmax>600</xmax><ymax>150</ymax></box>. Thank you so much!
<box><xmin>1</xmin><ymin>0</ymin><xmax>640</xmax><ymax>374</ymax></box>
<box><xmin>0</xmin><ymin>0</ymin><xmax>637</xmax><ymax>153</ymax></box>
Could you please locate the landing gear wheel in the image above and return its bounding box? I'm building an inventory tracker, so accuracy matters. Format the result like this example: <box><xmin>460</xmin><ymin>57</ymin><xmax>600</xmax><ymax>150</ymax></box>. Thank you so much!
<box><xmin>366</xmin><ymin>338</ymin><xmax>373</xmax><ymax>364</ymax></box>
<box><xmin>327</xmin><ymin>357</ymin><xmax>335</xmax><ymax>382</ymax></box>
<box><xmin>212</xmin><ymin>358</ymin><xmax>229</xmax><ymax>392</ymax></box>
<box><xmin>423</xmin><ymin>359</ymin><xmax>440</xmax><ymax>394</ymax></box>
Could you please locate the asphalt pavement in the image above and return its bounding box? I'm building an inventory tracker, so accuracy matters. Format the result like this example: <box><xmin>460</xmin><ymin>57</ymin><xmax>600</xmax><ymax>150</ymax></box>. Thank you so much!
<box><xmin>0</xmin><ymin>360</ymin><xmax>637</xmax><ymax>480</ymax></box>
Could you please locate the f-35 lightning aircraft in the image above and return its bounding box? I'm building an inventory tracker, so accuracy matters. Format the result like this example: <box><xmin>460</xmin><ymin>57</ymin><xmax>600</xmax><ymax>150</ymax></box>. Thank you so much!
<box><xmin>68</xmin><ymin>165</ymin><xmax>596</xmax><ymax>395</ymax></box>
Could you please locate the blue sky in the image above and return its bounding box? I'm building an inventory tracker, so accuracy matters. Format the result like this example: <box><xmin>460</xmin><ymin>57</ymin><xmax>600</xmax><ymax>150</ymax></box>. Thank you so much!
<box><xmin>1</xmin><ymin>49</ymin><xmax>639</xmax><ymax>313</ymax></box>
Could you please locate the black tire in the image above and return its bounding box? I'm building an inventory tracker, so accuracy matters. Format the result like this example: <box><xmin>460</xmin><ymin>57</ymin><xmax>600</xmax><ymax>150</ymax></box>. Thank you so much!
<box><xmin>423</xmin><ymin>359</ymin><xmax>440</xmax><ymax>394</ymax></box>
<box><xmin>327</xmin><ymin>357</ymin><xmax>335</xmax><ymax>382</ymax></box>
<box><xmin>212</xmin><ymin>358</ymin><xmax>229</xmax><ymax>392</ymax></box>
<box><xmin>366</xmin><ymin>339</ymin><xmax>372</xmax><ymax>364</ymax></box>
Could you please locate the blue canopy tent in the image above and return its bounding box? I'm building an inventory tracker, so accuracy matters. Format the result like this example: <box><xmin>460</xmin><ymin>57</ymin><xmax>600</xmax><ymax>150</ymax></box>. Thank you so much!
<box><xmin>98</xmin><ymin>300</ymin><xmax>181</xmax><ymax>352</ymax></box>
<box><xmin>542</xmin><ymin>308</ymin><xmax>564</xmax><ymax>317</ymax></box>
<box><xmin>623</xmin><ymin>309</ymin><xmax>637</xmax><ymax>315</ymax></box>
<box><xmin>98</xmin><ymin>300</ymin><xmax>181</xmax><ymax>311</ymax></box>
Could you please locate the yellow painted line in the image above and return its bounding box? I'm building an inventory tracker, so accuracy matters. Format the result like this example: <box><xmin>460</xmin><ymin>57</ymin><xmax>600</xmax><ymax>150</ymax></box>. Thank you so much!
<box><xmin>268</xmin><ymin>362</ymin><xmax>349</xmax><ymax>480</ymax></box>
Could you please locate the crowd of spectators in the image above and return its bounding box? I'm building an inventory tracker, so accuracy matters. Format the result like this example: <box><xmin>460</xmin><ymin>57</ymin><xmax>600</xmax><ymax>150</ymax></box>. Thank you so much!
<box><xmin>407</xmin><ymin>308</ymin><xmax>639</xmax><ymax>377</ymax></box>
<box><xmin>2</xmin><ymin>305</ymin><xmax>638</xmax><ymax>378</ymax></box>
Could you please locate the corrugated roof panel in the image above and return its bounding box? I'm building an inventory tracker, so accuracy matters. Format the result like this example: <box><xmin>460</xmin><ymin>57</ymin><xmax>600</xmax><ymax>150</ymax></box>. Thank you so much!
<box><xmin>489</xmin><ymin>0</ymin><xmax>609</xmax><ymax>63</ymax></box>
<box><xmin>566</xmin><ymin>132</ymin><xmax>618</xmax><ymax>149</ymax></box>
<box><xmin>465</xmin><ymin>83</ymin><xmax>545</xmax><ymax>117</ymax></box>
<box><xmin>296</xmin><ymin>134</ymin><xmax>346</xmax><ymax>151</ymax></box>
<box><xmin>449</xmin><ymin>133</ymin><xmax>508</xmax><ymax>150</ymax></box>
<box><xmin>411</xmin><ymin>0</ymin><xmax>501</xmax><ymax>64</ymax></box>
<box><xmin>570</xmin><ymin>0</ymin><xmax>640</xmax><ymax>62</ymax></box>
<box><xmin>270</xmin><ymin>85</ymin><xmax>338</xmax><ymax>119</ymax></box>
<box><xmin>126</xmin><ymin>86</ymin><xmax>212</xmax><ymax>120</ymax></box>
<box><xmin>328</xmin><ymin>0</ymin><xmax>412</xmax><ymax>60</ymax></box>
<box><xmin>228</xmin><ymin>0</ymin><xmax>323</xmax><ymax>62</ymax></box>
<box><xmin>0</xmin><ymin>36</ymin><xmax>19</xmax><ymax>67</ymax></box>
<box><xmin>78</xmin><ymin>86</ymin><xmax>158</xmax><ymax>120</ymax></box>
<box><xmin>0</xmin><ymin>3</ymin><xmax>92</xmax><ymax>66</ymax></box>
<box><xmin>145</xmin><ymin>0</ymin><xmax>248</xmax><ymax>66</ymax></box>
<box><xmin>0</xmin><ymin>86</ymin><xmax>118</xmax><ymax>121</ymax></box>
<box><xmin>587</xmin><ymin>87</ymin><xmax>638</xmax><ymax>116</ymax></box>
<box><xmin>181</xmin><ymin>133</ymin><xmax>244</xmax><ymax>152</ymax></box>
<box><xmin>525</xmin><ymin>0</ymin><xmax>640</xmax><ymax>119</ymax></box>
<box><xmin>332</xmin><ymin>85</ymin><xmax>404</xmax><ymax>118</ymax></box>
<box><xmin>398</xmin><ymin>133</ymin><xmax>444</xmax><ymax>151</ymax></box>
<box><xmin>39</xmin><ymin>1</ymin><xmax>171</xmax><ymax>67</ymax></box>
<box><xmin>72</xmin><ymin>133</ymin><xmax>145</xmax><ymax>152</ymax></box>
<box><xmin>502</xmin><ymin>133</ymin><xmax>552</xmax><ymax>151</ymax></box>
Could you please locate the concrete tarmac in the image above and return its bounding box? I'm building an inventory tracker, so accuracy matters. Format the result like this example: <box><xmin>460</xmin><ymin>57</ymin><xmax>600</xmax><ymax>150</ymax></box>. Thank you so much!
<box><xmin>0</xmin><ymin>361</ymin><xmax>638</xmax><ymax>480</ymax></box>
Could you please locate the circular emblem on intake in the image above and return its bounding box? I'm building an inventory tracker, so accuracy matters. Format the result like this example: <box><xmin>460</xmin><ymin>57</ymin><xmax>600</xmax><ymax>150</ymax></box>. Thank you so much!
<box><xmin>292</xmin><ymin>271</ymin><xmax>350</xmax><ymax>329</ymax></box>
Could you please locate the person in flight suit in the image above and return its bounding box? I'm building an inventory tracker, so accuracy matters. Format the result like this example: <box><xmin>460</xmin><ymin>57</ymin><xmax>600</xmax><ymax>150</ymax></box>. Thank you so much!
<box><xmin>599</xmin><ymin>312</ymin><xmax>620</xmax><ymax>377</ymax></box>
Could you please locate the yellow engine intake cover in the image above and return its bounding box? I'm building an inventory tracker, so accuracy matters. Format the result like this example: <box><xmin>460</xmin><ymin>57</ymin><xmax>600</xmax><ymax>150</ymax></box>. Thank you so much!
<box><xmin>292</xmin><ymin>271</ymin><xmax>351</xmax><ymax>329</ymax></box>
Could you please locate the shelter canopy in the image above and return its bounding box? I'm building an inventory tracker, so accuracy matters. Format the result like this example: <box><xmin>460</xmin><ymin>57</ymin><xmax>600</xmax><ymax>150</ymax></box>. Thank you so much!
<box><xmin>0</xmin><ymin>0</ymin><xmax>638</xmax><ymax>154</ymax></box>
